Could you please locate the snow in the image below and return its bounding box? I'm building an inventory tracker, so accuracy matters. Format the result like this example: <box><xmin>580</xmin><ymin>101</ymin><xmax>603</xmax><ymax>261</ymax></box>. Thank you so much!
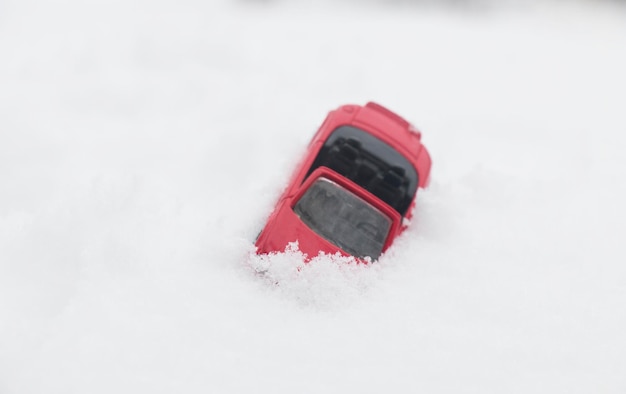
<box><xmin>1</xmin><ymin>0</ymin><xmax>626</xmax><ymax>393</ymax></box>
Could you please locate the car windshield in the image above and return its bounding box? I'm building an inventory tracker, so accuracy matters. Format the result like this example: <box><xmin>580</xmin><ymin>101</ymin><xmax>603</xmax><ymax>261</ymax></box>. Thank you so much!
<box><xmin>293</xmin><ymin>178</ymin><xmax>392</xmax><ymax>260</ymax></box>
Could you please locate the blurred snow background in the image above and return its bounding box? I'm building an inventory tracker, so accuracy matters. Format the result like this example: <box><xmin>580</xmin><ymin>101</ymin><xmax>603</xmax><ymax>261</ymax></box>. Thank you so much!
<box><xmin>1</xmin><ymin>0</ymin><xmax>625</xmax><ymax>393</ymax></box>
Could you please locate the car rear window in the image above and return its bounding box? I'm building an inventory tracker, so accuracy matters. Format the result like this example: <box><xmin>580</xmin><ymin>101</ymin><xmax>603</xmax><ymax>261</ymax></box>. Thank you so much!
<box><xmin>293</xmin><ymin>178</ymin><xmax>391</xmax><ymax>260</ymax></box>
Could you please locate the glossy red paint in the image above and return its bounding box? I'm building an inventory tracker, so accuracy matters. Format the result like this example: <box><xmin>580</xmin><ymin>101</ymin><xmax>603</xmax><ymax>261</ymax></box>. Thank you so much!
<box><xmin>255</xmin><ymin>102</ymin><xmax>432</xmax><ymax>261</ymax></box>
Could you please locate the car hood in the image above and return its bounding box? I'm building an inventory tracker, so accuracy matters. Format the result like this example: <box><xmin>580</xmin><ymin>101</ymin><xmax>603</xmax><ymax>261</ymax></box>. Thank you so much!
<box><xmin>256</xmin><ymin>202</ymin><xmax>347</xmax><ymax>260</ymax></box>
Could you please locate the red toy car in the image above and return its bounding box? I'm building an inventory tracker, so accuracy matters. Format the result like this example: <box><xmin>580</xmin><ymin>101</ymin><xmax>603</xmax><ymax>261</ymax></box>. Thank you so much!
<box><xmin>255</xmin><ymin>102</ymin><xmax>432</xmax><ymax>262</ymax></box>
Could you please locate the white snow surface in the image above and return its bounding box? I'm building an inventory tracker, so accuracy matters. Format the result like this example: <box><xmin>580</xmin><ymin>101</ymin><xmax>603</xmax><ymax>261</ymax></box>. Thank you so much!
<box><xmin>1</xmin><ymin>0</ymin><xmax>626</xmax><ymax>393</ymax></box>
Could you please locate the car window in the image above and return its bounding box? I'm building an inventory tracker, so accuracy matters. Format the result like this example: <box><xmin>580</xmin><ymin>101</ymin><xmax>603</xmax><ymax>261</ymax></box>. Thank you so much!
<box><xmin>306</xmin><ymin>126</ymin><xmax>419</xmax><ymax>216</ymax></box>
<box><xmin>293</xmin><ymin>178</ymin><xmax>392</xmax><ymax>260</ymax></box>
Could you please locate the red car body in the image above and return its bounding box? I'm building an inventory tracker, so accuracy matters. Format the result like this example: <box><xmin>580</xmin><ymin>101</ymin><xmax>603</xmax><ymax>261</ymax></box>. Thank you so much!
<box><xmin>255</xmin><ymin>102</ymin><xmax>432</xmax><ymax>262</ymax></box>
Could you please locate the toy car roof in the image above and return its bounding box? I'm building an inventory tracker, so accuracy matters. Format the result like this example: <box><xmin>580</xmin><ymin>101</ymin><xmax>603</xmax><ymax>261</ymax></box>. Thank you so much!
<box><xmin>305</xmin><ymin>125</ymin><xmax>419</xmax><ymax>215</ymax></box>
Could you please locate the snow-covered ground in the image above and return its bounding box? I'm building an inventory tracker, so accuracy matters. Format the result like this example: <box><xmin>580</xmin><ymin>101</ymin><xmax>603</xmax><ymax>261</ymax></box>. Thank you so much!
<box><xmin>1</xmin><ymin>0</ymin><xmax>625</xmax><ymax>393</ymax></box>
